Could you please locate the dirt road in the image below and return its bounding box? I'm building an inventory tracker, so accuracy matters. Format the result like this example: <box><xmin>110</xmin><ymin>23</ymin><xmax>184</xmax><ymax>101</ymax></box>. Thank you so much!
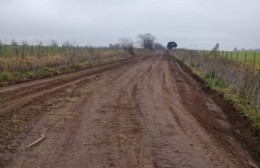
<box><xmin>0</xmin><ymin>53</ymin><xmax>258</xmax><ymax>168</ymax></box>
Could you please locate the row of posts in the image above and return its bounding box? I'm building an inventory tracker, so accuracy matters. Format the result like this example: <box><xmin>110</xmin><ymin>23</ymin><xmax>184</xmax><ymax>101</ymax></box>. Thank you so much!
<box><xmin>202</xmin><ymin>51</ymin><xmax>259</xmax><ymax>70</ymax></box>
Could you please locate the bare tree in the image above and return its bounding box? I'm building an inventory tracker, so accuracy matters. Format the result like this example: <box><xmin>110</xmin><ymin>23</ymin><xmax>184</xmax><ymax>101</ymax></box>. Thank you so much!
<box><xmin>62</xmin><ymin>41</ymin><xmax>70</xmax><ymax>48</ymax></box>
<box><xmin>153</xmin><ymin>43</ymin><xmax>166</xmax><ymax>50</ymax></box>
<box><xmin>137</xmin><ymin>33</ymin><xmax>155</xmax><ymax>50</ymax></box>
<box><xmin>119</xmin><ymin>38</ymin><xmax>134</xmax><ymax>55</ymax></box>
<box><xmin>108</xmin><ymin>43</ymin><xmax>121</xmax><ymax>50</ymax></box>
<box><xmin>50</xmin><ymin>39</ymin><xmax>58</xmax><ymax>47</ymax></box>
<box><xmin>109</xmin><ymin>43</ymin><xmax>114</xmax><ymax>49</ymax></box>
<box><xmin>11</xmin><ymin>39</ymin><xmax>18</xmax><ymax>46</ymax></box>
<box><xmin>119</xmin><ymin>38</ymin><xmax>132</xmax><ymax>47</ymax></box>
<box><xmin>21</xmin><ymin>40</ymin><xmax>28</xmax><ymax>46</ymax></box>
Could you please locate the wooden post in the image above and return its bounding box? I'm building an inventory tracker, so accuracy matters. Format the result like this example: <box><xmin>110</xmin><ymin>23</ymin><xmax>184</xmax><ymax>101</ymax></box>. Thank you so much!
<box><xmin>4</xmin><ymin>45</ymin><xmax>7</xmax><ymax>57</ymax></box>
<box><xmin>245</xmin><ymin>52</ymin><xmax>247</xmax><ymax>64</ymax></box>
<box><xmin>15</xmin><ymin>47</ymin><xmax>19</xmax><ymax>57</ymax></box>
<box><xmin>236</xmin><ymin>52</ymin><xmax>239</xmax><ymax>62</ymax></box>
<box><xmin>253</xmin><ymin>52</ymin><xmax>256</xmax><ymax>70</ymax></box>
<box><xmin>231</xmin><ymin>52</ymin><xmax>233</xmax><ymax>61</ymax></box>
<box><xmin>226</xmin><ymin>51</ymin><xmax>228</xmax><ymax>59</ymax></box>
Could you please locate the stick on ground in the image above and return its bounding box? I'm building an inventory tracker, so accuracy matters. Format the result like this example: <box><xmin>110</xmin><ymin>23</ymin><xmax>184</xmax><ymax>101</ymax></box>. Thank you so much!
<box><xmin>26</xmin><ymin>131</ymin><xmax>46</xmax><ymax>149</ymax></box>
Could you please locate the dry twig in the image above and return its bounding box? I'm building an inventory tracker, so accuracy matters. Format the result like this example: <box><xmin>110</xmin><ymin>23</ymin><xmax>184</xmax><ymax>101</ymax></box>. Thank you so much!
<box><xmin>26</xmin><ymin>131</ymin><xmax>46</xmax><ymax>149</ymax></box>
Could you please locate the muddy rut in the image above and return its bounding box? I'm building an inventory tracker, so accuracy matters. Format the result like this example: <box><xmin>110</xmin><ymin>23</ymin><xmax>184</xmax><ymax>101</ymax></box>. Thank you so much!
<box><xmin>0</xmin><ymin>54</ymin><xmax>258</xmax><ymax>168</ymax></box>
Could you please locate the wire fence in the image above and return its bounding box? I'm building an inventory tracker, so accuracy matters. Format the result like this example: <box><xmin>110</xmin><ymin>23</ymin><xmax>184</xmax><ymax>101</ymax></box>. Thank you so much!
<box><xmin>174</xmin><ymin>50</ymin><xmax>260</xmax><ymax>118</ymax></box>
<box><xmin>199</xmin><ymin>50</ymin><xmax>260</xmax><ymax>70</ymax></box>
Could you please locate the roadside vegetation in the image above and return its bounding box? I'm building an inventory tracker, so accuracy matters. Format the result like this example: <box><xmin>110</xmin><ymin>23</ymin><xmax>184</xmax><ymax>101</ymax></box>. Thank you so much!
<box><xmin>0</xmin><ymin>33</ymin><xmax>165</xmax><ymax>86</ymax></box>
<box><xmin>173</xmin><ymin>50</ymin><xmax>260</xmax><ymax>128</ymax></box>
<box><xmin>0</xmin><ymin>40</ymin><xmax>135</xmax><ymax>86</ymax></box>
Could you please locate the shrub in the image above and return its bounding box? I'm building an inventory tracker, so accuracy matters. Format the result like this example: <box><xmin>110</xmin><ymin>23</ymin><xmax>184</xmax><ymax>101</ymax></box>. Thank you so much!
<box><xmin>0</xmin><ymin>72</ymin><xmax>11</xmax><ymax>80</ymax></box>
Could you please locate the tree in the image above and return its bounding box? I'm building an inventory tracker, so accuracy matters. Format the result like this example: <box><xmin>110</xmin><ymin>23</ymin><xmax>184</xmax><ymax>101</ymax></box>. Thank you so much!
<box><xmin>167</xmin><ymin>41</ymin><xmax>177</xmax><ymax>50</ymax></box>
<box><xmin>109</xmin><ymin>43</ymin><xmax>114</xmax><ymax>49</ymax></box>
<box><xmin>109</xmin><ymin>43</ymin><xmax>121</xmax><ymax>50</ymax></box>
<box><xmin>21</xmin><ymin>40</ymin><xmax>28</xmax><ymax>46</ymax></box>
<box><xmin>50</xmin><ymin>40</ymin><xmax>58</xmax><ymax>47</ymax></box>
<box><xmin>153</xmin><ymin>43</ymin><xmax>166</xmax><ymax>50</ymax></box>
<box><xmin>62</xmin><ymin>41</ymin><xmax>70</xmax><ymax>48</ymax></box>
<box><xmin>119</xmin><ymin>38</ymin><xmax>134</xmax><ymax>55</ymax></box>
<box><xmin>11</xmin><ymin>39</ymin><xmax>18</xmax><ymax>46</ymax></box>
<box><xmin>137</xmin><ymin>33</ymin><xmax>155</xmax><ymax>50</ymax></box>
<box><xmin>119</xmin><ymin>38</ymin><xmax>132</xmax><ymax>48</ymax></box>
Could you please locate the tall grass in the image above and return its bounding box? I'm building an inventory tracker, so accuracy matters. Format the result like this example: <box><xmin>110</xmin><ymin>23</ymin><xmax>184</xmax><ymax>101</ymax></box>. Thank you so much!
<box><xmin>0</xmin><ymin>44</ymin><xmax>133</xmax><ymax>86</ymax></box>
<box><xmin>174</xmin><ymin>50</ymin><xmax>260</xmax><ymax>126</ymax></box>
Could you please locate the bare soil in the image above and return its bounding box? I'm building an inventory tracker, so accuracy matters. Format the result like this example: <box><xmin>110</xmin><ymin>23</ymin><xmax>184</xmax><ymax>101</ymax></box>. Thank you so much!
<box><xmin>0</xmin><ymin>53</ymin><xmax>259</xmax><ymax>168</ymax></box>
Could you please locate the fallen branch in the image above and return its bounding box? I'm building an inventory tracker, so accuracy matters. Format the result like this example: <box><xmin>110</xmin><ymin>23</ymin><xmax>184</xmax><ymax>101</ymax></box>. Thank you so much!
<box><xmin>26</xmin><ymin>131</ymin><xmax>46</xmax><ymax>149</ymax></box>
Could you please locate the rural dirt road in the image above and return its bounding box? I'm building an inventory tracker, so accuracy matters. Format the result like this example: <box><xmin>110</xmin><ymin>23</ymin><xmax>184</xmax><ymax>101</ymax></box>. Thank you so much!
<box><xmin>0</xmin><ymin>53</ymin><xmax>259</xmax><ymax>168</ymax></box>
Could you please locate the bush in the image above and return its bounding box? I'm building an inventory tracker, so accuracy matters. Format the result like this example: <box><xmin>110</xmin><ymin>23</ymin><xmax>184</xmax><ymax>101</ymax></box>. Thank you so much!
<box><xmin>0</xmin><ymin>72</ymin><xmax>11</xmax><ymax>80</ymax></box>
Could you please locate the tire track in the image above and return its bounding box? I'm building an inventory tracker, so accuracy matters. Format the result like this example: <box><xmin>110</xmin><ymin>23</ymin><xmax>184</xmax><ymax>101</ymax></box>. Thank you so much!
<box><xmin>0</xmin><ymin>57</ymin><xmax>140</xmax><ymax>114</ymax></box>
<box><xmin>1</xmin><ymin>53</ymin><xmax>258</xmax><ymax>168</ymax></box>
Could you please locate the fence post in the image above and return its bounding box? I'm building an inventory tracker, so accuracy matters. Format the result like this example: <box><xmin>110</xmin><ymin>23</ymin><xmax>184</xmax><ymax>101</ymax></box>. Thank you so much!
<box><xmin>236</xmin><ymin>52</ymin><xmax>238</xmax><ymax>62</ymax></box>
<box><xmin>245</xmin><ymin>52</ymin><xmax>247</xmax><ymax>64</ymax></box>
<box><xmin>231</xmin><ymin>52</ymin><xmax>233</xmax><ymax>61</ymax></box>
<box><xmin>189</xmin><ymin>52</ymin><xmax>192</xmax><ymax>64</ymax></box>
<box><xmin>253</xmin><ymin>52</ymin><xmax>256</xmax><ymax>70</ymax></box>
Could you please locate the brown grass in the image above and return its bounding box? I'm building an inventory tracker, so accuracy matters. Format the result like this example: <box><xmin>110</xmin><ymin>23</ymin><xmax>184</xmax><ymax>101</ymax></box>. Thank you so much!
<box><xmin>173</xmin><ymin>50</ymin><xmax>260</xmax><ymax>126</ymax></box>
<box><xmin>0</xmin><ymin>49</ymin><xmax>132</xmax><ymax>86</ymax></box>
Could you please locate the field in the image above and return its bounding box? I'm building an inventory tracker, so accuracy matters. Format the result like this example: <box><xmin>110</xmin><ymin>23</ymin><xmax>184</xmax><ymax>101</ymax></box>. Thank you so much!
<box><xmin>0</xmin><ymin>44</ymin><xmax>133</xmax><ymax>86</ymax></box>
<box><xmin>221</xmin><ymin>51</ymin><xmax>260</xmax><ymax>67</ymax></box>
<box><xmin>200</xmin><ymin>50</ymin><xmax>260</xmax><ymax>69</ymax></box>
<box><xmin>0</xmin><ymin>52</ymin><xmax>259</xmax><ymax>167</ymax></box>
<box><xmin>1</xmin><ymin>0</ymin><xmax>259</xmax><ymax>167</ymax></box>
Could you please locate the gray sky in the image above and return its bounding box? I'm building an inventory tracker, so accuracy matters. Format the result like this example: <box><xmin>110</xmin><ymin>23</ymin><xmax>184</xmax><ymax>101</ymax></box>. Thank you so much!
<box><xmin>0</xmin><ymin>0</ymin><xmax>259</xmax><ymax>50</ymax></box>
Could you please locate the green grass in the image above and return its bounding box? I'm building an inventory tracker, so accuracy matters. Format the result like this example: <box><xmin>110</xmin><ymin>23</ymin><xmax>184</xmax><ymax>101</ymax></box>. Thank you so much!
<box><xmin>220</xmin><ymin>51</ymin><xmax>260</xmax><ymax>65</ymax></box>
<box><xmin>0</xmin><ymin>44</ymin><xmax>133</xmax><ymax>86</ymax></box>
<box><xmin>0</xmin><ymin>68</ymin><xmax>52</xmax><ymax>85</ymax></box>
<box><xmin>205</xmin><ymin>72</ymin><xmax>259</xmax><ymax>126</ymax></box>
<box><xmin>0</xmin><ymin>58</ymin><xmax>127</xmax><ymax>86</ymax></box>
<box><xmin>190</xmin><ymin>66</ymin><xmax>260</xmax><ymax>128</ymax></box>
<box><xmin>199</xmin><ymin>50</ymin><xmax>260</xmax><ymax>69</ymax></box>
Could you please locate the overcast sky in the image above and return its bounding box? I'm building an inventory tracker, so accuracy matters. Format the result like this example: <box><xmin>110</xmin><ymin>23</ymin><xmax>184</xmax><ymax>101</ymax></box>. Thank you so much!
<box><xmin>0</xmin><ymin>0</ymin><xmax>259</xmax><ymax>50</ymax></box>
